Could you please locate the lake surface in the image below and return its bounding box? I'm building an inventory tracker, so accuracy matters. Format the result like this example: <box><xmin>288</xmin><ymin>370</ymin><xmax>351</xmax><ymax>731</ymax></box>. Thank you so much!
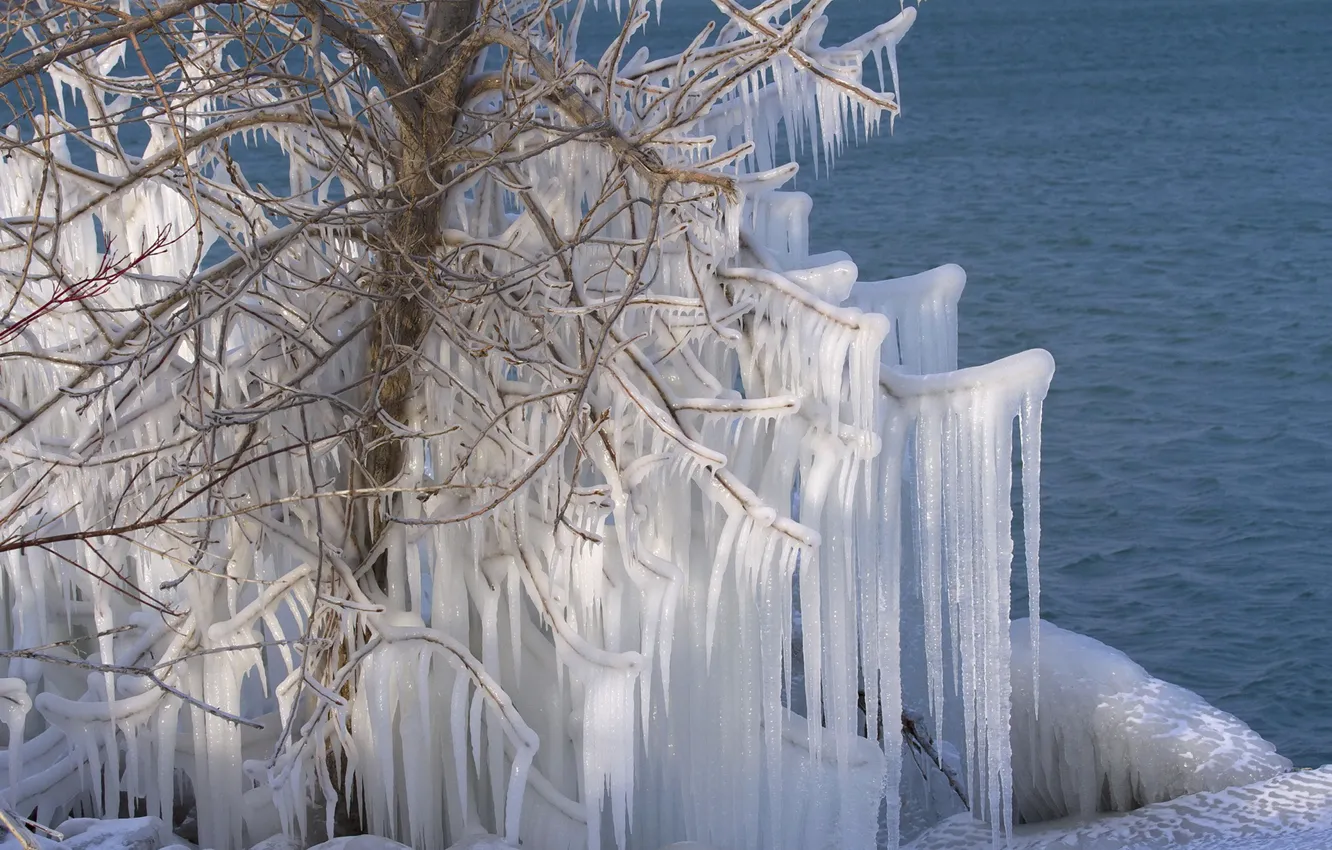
<box><xmin>794</xmin><ymin>0</ymin><xmax>1331</xmax><ymax>765</ymax></box>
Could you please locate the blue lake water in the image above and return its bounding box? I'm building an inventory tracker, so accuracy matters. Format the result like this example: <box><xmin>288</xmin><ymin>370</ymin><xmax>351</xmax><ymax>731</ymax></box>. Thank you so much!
<box><xmin>794</xmin><ymin>0</ymin><xmax>1331</xmax><ymax>765</ymax></box>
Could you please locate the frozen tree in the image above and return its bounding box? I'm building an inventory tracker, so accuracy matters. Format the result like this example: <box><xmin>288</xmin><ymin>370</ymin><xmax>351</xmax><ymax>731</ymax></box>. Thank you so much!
<box><xmin>0</xmin><ymin>0</ymin><xmax>1054</xmax><ymax>848</ymax></box>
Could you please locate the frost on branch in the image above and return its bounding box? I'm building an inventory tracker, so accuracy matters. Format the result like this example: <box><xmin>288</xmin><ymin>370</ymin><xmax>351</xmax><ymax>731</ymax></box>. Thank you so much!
<box><xmin>0</xmin><ymin>0</ymin><xmax>1051</xmax><ymax>849</ymax></box>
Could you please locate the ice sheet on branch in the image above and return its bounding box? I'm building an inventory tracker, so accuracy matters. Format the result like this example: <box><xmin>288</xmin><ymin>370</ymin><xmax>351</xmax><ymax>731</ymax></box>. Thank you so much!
<box><xmin>847</xmin><ymin>264</ymin><xmax>965</xmax><ymax>375</ymax></box>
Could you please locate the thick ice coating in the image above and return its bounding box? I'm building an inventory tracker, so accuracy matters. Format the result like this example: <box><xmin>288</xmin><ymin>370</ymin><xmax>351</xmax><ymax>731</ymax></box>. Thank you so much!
<box><xmin>0</xmin><ymin>1</ymin><xmax>1061</xmax><ymax>849</ymax></box>
<box><xmin>1010</xmin><ymin>619</ymin><xmax>1292</xmax><ymax>825</ymax></box>
<box><xmin>847</xmin><ymin>264</ymin><xmax>965</xmax><ymax>375</ymax></box>
<box><xmin>881</xmin><ymin>349</ymin><xmax>1055</xmax><ymax>846</ymax></box>
<box><xmin>908</xmin><ymin>767</ymin><xmax>1332</xmax><ymax>850</ymax></box>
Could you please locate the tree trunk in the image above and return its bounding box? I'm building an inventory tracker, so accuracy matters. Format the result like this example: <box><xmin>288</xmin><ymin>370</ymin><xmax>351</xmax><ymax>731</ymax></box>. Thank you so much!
<box><xmin>362</xmin><ymin>0</ymin><xmax>478</xmax><ymax>594</ymax></box>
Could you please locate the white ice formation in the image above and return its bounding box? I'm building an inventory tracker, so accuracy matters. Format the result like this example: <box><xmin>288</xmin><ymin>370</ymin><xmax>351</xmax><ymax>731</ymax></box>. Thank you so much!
<box><xmin>1009</xmin><ymin>620</ymin><xmax>1292</xmax><ymax>825</ymax></box>
<box><xmin>0</xmin><ymin>2</ymin><xmax>1062</xmax><ymax>850</ymax></box>
<box><xmin>907</xmin><ymin>767</ymin><xmax>1332</xmax><ymax>850</ymax></box>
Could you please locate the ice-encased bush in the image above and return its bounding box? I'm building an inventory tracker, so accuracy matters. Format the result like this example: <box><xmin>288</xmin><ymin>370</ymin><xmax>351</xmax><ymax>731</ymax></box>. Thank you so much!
<box><xmin>0</xmin><ymin>1</ymin><xmax>1060</xmax><ymax>849</ymax></box>
<box><xmin>1010</xmin><ymin>619</ymin><xmax>1292</xmax><ymax>824</ymax></box>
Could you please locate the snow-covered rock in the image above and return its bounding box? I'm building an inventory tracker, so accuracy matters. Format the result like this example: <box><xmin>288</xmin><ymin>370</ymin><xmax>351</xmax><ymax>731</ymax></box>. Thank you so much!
<box><xmin>442</xmin><ymin>837</ymin><xmax>514</xmax><ymax>850</ymax></box>
<box><xmin>1010</xmin><ymin>619</ymin><xmax>1291</xmax><ymax>823</ymax></box>
<box><xmin>307</xmin><ymin>837</ymin><xmax>414</xmax><ymax>850</ymax></box>
<box><xmin>246</xmin><ymin>835</ymin><xmax>303</xmax><ymax>850</ymax></box>
<box><xmin>56</xmin><ymin>818</ymin><xmax>170</xmax><ymax>850</ymax></box>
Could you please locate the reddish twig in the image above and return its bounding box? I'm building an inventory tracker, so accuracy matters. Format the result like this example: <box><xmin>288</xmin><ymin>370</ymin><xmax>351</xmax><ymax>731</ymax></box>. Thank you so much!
<box><xmin>0</xmin><ymin>227</ymin><xmax>184</xmax><ymax>345</ymax></box>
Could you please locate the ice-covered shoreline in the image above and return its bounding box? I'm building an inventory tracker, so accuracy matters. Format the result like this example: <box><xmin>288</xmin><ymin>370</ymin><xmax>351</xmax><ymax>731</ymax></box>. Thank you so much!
<box><xmin>907</xmin><ymin>767</ymin><xmax>1332</xmax><ymax>850</ymax></box>
<box><xmin>11</xmin><ymin>619</ymin><xmax>1332</xmax><ymax>850</ymax></box>
<box><xmin>894</xmin><ymin>619</ymin><xmax>1332</xmax><ymax>848</ymax></box>
<box><xmin>1008</xmin><ymin>620</ymin><xmax>1292</xmax><ymax>824</ymax></box>
<box><xmin>11</xmin><ymin>767</ymin><xmax>1332</xmax><ymax>850</ymax></box>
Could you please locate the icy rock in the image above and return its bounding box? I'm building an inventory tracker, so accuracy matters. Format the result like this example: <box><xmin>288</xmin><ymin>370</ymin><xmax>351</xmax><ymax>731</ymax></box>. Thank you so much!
<box><xmin>246</xmin><ymin>835</ymin><xmax>303</xmax><ymax>850</ymax></box>
<box><xmin>1010</xmin><ymin>620</ymin><xmax>1292</xmax><ymax>824</ymax></box>
<box><xmin>51</xmin><ymin>821</ymin><xmax>104</xmax><ymax>840</ymax></box>
<box><xmin>307</xmin><ymin>838</ymin><xmax>414</xmax><ymax>850</ymax></box>
<box><xmin>57</xmin><ymin>818</ymin><xmax>170</xmax><ymax>850</ymax></box>
<box><xmin>443</xmin><ymin>836</ymin><xmax>513</xmax><ymax>850</ymax></box>
<box><xmin>906</xmin><ymin>766</ymin><xmax>1332</xmax><ymax>849</ymax></box>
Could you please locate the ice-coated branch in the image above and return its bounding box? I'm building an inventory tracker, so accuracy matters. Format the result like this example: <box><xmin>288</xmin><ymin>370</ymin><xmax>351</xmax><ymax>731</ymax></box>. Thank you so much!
<box><xmin>0</xmin><ymin>807</ymin><xmax>43</xmax><ymax>850</ymax></box>
<box><xmin>0</xmin><ymin>0</ymin><xmax>238</xmax><ymax>90</ymax></box>
<box><xmin>479</xmin><ymin>24</ymin><xmax>740</xmax><ymax>198</ymax></box>
<box><xmin>2</xmin><ymin>645</ymin><xmax>262</xmax><ymax>729</ymax></box>
<box><xmin>901</xmin><ymin>708</ymin><xmax>969</xmax><ymax>809</ymax></box>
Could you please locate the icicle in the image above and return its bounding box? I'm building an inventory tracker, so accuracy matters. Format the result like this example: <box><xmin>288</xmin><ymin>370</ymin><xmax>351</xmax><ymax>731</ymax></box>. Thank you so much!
<box><xmin>580</xmin><ymin>667</ymin><xmax>638</xmax><ymax>850</ymax></box>
<box><xmin>0</xmin><ymin>679</ymin><xmax>31</xmax><ymax>792</ymax></box>
<box><xmin>883</xmin><ymin>348</ymin><xmax>1053</xmax><ymax>838</ymax></box>
<box><xmin>1020</xmin><ymin>390</ymin><xmax>1045</xmax><ymax>715</ymax></box>
<box><xmin>451</xmin><ymin>673</ymin><xmax>472</xmax><ymax>830</ymax></box>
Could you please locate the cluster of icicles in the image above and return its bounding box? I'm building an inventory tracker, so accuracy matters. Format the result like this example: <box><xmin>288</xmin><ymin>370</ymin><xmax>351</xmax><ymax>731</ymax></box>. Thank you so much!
<box><xmin>0</xmin><ymin>4</ymin><xmax>1054</xmax><ymax>850</ymax></box>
